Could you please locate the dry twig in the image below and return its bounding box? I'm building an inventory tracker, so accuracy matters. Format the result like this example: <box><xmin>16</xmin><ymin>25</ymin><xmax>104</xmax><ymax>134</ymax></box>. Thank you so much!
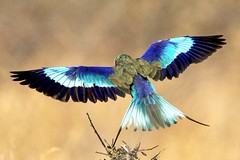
<box><xmin>86</xmin><ymin>113</ymin><xmax>162</xmax><ymax>160</ymax></box>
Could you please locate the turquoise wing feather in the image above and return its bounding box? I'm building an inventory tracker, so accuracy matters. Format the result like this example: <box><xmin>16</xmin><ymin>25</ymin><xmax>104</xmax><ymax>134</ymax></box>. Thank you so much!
<box><xmin>11</xmin><ymin>66</ymin><xmax>125</xmax><ymax>103</ymax></box>
<box><xmin>141</xmin><ymin>35</ymin><xmax>226</xmax><ymax>80</ymax></box>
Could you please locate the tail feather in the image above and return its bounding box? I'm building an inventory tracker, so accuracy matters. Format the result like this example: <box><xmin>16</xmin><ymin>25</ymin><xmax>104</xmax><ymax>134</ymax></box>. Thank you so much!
<box><xmin>186</xmin><ymin>115</ymin><xmax>209</xmax><ymax>126</ymax></box>
<box><xmin>121</xmin><ymin>74</ymin><xmax>209</xmax><ymax>131</ymax></box>
<box><xmin>121</xmin><ymin>92</ymin><xmax>186</xmax><ymax>131</ymax></box>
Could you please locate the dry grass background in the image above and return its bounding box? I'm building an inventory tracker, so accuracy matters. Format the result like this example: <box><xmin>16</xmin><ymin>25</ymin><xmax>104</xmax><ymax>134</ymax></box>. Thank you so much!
<box><xmin>1</xmin><ymin>0</ymin><xmax>240</xmax><ymax>159</ymax></box>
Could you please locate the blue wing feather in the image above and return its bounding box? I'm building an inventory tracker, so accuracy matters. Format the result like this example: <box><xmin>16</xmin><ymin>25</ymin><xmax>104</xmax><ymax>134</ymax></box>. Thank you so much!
<box><xmin>11</xmin><ymin>66</ymin><xmax>125</xmax><ymax>103</ymax></box>
<box><xmin>141</xmin><ymin>35</ymin><xmax>226</xmax><ymax>80</ymax></box>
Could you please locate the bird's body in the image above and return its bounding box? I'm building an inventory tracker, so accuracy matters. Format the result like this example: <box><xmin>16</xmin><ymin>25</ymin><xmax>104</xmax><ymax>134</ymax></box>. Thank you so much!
<box><xmin>109</xmin><ymin>54</ymin><xmax>161</xmax><ymax>93</ymax></box>
<box><xmin>11</xmin><ymin>35</ymin><xmax>226</xmax><ymax>131</ymax></box>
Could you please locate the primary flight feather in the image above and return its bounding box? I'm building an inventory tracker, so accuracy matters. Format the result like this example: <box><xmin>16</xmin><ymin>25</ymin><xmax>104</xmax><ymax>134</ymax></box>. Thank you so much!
<box><xmin>11</xmin><ymin>35</ymin><xmax>226</xmax><ymax>131</ymax></box>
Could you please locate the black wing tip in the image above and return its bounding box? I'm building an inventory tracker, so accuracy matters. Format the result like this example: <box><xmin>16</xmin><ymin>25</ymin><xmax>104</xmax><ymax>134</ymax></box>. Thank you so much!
<box><xmin>10</xmin><ymin>71</ymin><xmax>25</xmax><ymax>81</ymax></box>
<box><xmin>210</xmin><ymin>35</ymin><xmax>226</xmax><ymax>45</ymax></box>
<box><xmin>10</xmin><ymin>70</ymin><xmax>37</xmax><ymax>76</ymax></box>
<box><xmin>10</xmin><ymin>70</ymin><xmax>35</xmax><ymax>81</ymax></box>
<box><xmin>189</xmin><ymin>34</ymin><xmax>223</xmax><ymax>38</ymax></box>
<box><xmin>10</xmin><ymin>71</ymin><xmax>23</xmax><ymax>76</ymax></box>
<box><xmin>10</xmin><ymin>69</ymin><xmax>35</xmax><ymax>73</ymax></box>
<box><xmin>191</xmin><ymin>35</ymin><xmax>226</xmax><ymax>43</ymax></box>
<box><xmin>10</xmin><ymin>71</ymin><xmax>19</xmax><ymax>74</ymax></box>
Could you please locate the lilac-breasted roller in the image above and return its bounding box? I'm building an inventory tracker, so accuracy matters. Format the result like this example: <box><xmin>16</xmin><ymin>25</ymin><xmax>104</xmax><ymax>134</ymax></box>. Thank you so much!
<box><xmin>11</xmin><ymin>35</ymin><xmax>226</xmax><ymax>131</ymax></box>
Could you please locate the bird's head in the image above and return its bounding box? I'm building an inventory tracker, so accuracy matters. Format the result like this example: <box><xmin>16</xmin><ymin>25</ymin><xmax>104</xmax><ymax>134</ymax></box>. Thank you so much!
<box><xmin>114</xmin><ymin>54</ymin><xmax>134</xmax><ymax>66</ymax></box>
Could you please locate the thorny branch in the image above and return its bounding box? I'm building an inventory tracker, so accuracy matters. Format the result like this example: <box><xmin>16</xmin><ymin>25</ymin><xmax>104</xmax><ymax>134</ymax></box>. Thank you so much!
<box><xmin>86</xmin><ymin>113</ymin><xmax>106</xmax><ymax>149</ymax></box>
<box><xmin>86</xmin><ymin>113</ymin><xmax>163</xmax><ymax>160</ymax></box>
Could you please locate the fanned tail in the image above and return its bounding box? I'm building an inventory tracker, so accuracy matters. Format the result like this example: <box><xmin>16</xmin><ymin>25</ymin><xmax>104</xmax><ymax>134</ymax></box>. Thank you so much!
<box><xmin>121</xmin><ymin>93</ymin><xmax>208</xmax><ymax>131</ymax></box>
<box><xmin>121</xmin><ymin>92</ymin><xmax>186</xmax><ymax>131</ymax></box>
<box><xmin>120</xmin><ymin>75</ymin><xmax>208</xmax><ymax>131</ymax></box>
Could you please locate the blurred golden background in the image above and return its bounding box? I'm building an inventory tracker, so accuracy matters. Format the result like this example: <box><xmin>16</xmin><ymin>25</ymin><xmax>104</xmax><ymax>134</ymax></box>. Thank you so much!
<box><xmin>1</xmin><ymin>0</ymin><xmax>240</xmax><ymax>159</ymax></box>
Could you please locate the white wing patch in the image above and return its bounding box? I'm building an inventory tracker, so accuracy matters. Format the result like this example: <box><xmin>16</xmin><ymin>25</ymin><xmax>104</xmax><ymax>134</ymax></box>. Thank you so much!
<box><xmin>44</xmin><ymin>67</ymin><xmax>115</xmax><ymax>88</ymax></box>
<box><xmin>169</xmin><ymin>37</ymin><xmax>194</xmax><ymax>54</ymax></box>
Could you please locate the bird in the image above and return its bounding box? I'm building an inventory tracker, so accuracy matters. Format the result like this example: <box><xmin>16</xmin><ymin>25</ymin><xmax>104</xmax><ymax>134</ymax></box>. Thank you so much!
<box><xmin>11</xmin><ymin>35</ymin><xmax>226</xmax><ymax>132</ymax></box>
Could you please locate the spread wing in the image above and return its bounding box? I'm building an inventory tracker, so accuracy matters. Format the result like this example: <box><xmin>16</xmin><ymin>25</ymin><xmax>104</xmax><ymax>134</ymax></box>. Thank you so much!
<box><xmin>11</xmin><ymin>66</ymin><xmax>125</xmax><ymax>103</ymax></box>
<box><xmin>141</xmin><ymin>35</ymin><xmax>226</xmax><ymax>80</ymax></box>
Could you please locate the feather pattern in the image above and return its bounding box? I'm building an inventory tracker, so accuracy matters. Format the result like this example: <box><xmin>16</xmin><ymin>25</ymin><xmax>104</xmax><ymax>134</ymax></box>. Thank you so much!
<box><xmin>10</xmin><ymin>35</ymin><xmax>226</xmax><ymax>131</ymax></box>
<box><xmin>11</xmin><ymin>66</ymin><xmax>125</xmax><ymax>103</ymax></box>
<box><xmin>121</xmin><ymin>75</ymin><xmax>185</xmax><ymax>131</ymax></box>
<box><xmin>141</xmin><ymin>35</ymin><xmax>226</xmax><ymax>80</ymax></box>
